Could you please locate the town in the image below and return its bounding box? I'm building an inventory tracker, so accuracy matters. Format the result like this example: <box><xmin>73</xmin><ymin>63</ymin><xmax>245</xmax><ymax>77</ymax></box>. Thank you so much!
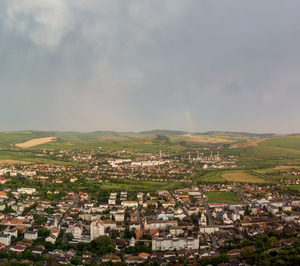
<box><xmin>0</xmin><ymin>149</ymin><xmax>299</xmax><ymax>265</ymax></box>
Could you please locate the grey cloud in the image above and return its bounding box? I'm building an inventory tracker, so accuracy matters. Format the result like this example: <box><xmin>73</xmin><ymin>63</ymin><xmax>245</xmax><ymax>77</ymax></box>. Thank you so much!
<box><xmin>0</xmin><ymin>0</ymin><xmax>300</xmax><ymax>133</ymax></box>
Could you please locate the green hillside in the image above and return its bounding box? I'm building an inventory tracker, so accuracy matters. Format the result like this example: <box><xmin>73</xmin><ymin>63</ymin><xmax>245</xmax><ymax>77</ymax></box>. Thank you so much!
<box><xmin>259</xmin><ymin>136</ymin><xmax>300</xmax><ymax>150</ymax></box>
<box><xmin>223</xmin><ymin>136</ymin><xmax>300</xmax><ymax>168</ymax></box>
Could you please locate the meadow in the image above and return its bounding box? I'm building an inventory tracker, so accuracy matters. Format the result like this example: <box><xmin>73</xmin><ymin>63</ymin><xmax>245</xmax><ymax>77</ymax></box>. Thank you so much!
<box><xmin>206</xmin><ymin>192</ymin><xmax>243</xmax><ymax>204</ymax></box>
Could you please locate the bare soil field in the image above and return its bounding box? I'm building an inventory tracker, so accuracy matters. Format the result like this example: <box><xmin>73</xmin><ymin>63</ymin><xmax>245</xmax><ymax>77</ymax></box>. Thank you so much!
<box><xmin>16</xmin><ymin>137</ymin><xmax>56</xmax><ymax>148</ymax></box>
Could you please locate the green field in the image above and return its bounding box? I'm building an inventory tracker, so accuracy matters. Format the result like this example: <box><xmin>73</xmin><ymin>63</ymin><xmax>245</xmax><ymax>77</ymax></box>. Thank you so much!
<box><xmin>206</xmin><ymin>192</ymin><xmax>243</xmax><ymax>204</ymax></box>
<box><xmin>98</xmin><ymin>180</ymin><xmax>188</xmax><ymax>192</ymax></box>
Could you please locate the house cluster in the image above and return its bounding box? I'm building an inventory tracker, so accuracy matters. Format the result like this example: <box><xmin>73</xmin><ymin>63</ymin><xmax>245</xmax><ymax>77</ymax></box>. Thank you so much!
<box><xmin>0</xmin><ymin>175</ymin><xmax>298</xmax><ymax>265</ymax></box>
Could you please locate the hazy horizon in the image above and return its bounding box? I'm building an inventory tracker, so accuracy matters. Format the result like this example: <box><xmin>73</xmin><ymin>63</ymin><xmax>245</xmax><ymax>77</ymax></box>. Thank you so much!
<box><xmin>1</xmin><ymin>0</ymin><xmax>300</xmax><ymax>134</ymax></box>
<box><xmin>0</xmin><ymin>128</ymin><xmax>296</xmax><ymax>136</ymax></box>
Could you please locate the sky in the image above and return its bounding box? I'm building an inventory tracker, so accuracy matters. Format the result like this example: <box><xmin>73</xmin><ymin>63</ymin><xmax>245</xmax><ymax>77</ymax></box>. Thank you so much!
<box><xmin>0</xmin><ymin>0</ymin><xmax>300</xmax><ymax>133</ymax></box>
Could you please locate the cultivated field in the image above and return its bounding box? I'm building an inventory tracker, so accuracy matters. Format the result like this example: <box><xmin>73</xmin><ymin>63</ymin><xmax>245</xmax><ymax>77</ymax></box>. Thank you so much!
<box><xmin>222</xmin><ymin>170</ymin><xmax>267</xmax><ymax>183</ymax></box>
<box><xmin>16</xmin><ymin>137</ymin><xmax>56</xmax><ymax>148</ymax></box>
<box><xmin>206</xmin><ymin>192</ymin><xmax>243</xmax><ymax>204</ymax></box>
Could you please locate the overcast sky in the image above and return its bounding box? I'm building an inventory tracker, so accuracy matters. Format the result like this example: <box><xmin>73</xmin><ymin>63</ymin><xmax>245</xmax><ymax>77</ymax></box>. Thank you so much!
<box><xmin>0</xmin><ymin>0</ymin><xmax>299</xmax><ymax>133</ymax></box>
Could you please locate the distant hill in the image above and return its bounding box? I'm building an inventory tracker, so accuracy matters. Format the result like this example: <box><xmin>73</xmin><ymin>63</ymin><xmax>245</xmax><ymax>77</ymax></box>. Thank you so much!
<box><xmin>137</xmin><ymin>130</ymin><xmax>277</xmax><ymax>138</ymax></box>
<box><xmin>138</xmin><ymin>130</ymin><xmax>187</xmax><ymax>136</ymax></box>
<box><xmin>2</xmin><ymin>129</ymin><xmax>279</xmax><ymax>138</ymax></box>
<box><xmin>193</xmin><ymin>131</ymin><xmax>277</xmax><ymax>138</ymax></box>
<box><xmin>90</xmin><ymin>131</ymin><xmax>120</xmax><ymax>135</ymax></box>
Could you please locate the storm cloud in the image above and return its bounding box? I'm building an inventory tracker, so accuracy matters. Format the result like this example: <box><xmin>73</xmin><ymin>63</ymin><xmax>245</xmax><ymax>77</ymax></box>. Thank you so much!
<box><xmin>0</xmin><ymin>0</ymin><xmax>299</xmax><ymax>133</ymax></box>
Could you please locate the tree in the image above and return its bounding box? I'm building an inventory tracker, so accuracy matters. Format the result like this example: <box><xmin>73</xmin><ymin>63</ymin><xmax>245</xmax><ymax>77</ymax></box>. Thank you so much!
<box><xmin>66</xmin><ymin>233</ymin><xmax>74</xmax><ymax>241</ymax></box>
<box><xmin>191</xmin><ymin>213</ymin><xmax>198</xmax><ymax>224</ymax></box>
<box><xmin>34</xmin><ymin>215</ymin><xmax>47</xmax><ymax>226</ymax></box>
<box><xmin>243</xmin><ymin>246</ymin><xmax>257</xmax><ymax>262</ymax></box>
<box><xmin>244</xmin><ymin>205</ymin><xmax>252</xmax><ymax>216</ymax></box>
<box><xmin>110</xmin><ymin>230</ymin><xmax>120</xmax><ymax>239</ymax></box>
<box><xmin>22</xmin><ymin>251</ymin><xmax>35</xmax><ymax>261</ymax></box>
<box><xmin>70</xmin><ymin>257</ymin><xmax>82</xmax><ymax>265</ymax></box>
<box><xmin>178</xmin><ymin>256</ymin><xmax>186</xmax><ymax>264</ymax></box>
<box><xmin>38</xmin><ymin>229</ymin><xmax>50</xmax><ymax>238</ymax></box>
<box><xmin>89</xmin><ymin>236</ymin><xmax>116</xmax><ymax>255</ymax></box>
<box><xmin>45</xmin><ymin>241</ymin><xmax>56</xmax><ymax>251</ymax></box>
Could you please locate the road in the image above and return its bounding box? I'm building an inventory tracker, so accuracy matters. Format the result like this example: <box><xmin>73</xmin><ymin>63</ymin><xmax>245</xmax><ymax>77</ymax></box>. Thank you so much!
<box><xmin>58</xmin><ymin>192</ymin><xmax>80</xmax><ymax>227</ymax></box>
<box><xmin>58</xmin><ymin>193</ymin><xmax>80</xmax><ymax>242</ymax></box>
<box><xmin>137</xmin><ymin>206</ymin><xmax>144</xmax><ymax>230</ymax></box>
<box><xmin>170</xmin><ymin>191</ymin><xmax>189</xmax><ymax>217</ymax></box>
<box><xmin>235</xmin><ymin>189</ymin><xmax>250</xmax><ymax>204</ymax></box>
<box><xmin>200</xmin><ymin>189</ymin><xmax>215</xmax><ymax>226</ymax></box>
<box><xmin>200</xmin><ymin>190</ymin><xmax>218</xmax><ymax>247</ymax></box>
